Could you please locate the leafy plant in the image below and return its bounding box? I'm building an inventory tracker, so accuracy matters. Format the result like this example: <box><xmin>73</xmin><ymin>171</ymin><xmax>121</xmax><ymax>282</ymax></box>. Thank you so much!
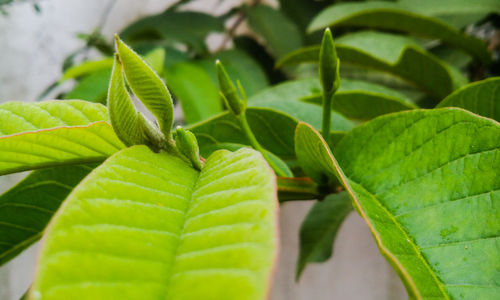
<box><xmin>1</xmin><ymin>1</ymin><xmax>500</xmax><ymax>299</ymax></box>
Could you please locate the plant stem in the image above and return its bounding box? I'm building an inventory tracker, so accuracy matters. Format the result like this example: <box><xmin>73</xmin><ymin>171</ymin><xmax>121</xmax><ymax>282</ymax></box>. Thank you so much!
<box><xmin>321</xmin><ymin>89</ymin><xmax>334</xmax><ymax>142</ymax></box>
<box><xmin>237</xmin><ymin>114</ymin><xmax>288</xmax><ymax>177</ymax></box>
<box><xmin>277</xmin><ymin>177</ymin><xmax>320</xmax><ymax>201</ymax></box>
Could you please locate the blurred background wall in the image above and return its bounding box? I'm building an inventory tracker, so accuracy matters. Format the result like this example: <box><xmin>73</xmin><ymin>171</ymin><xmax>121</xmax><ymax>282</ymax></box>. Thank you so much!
<box><xmin>0</xmin><ymin>1</ymin><xmax>407</xmax><ymax>299</ymax></box>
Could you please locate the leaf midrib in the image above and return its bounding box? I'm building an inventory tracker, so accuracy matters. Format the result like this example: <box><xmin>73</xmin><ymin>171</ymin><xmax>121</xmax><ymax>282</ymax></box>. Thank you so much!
<box><xmin>163</xmin><ymin>167</ymin><xmax>201</xmax><ymax>298</ymax></box>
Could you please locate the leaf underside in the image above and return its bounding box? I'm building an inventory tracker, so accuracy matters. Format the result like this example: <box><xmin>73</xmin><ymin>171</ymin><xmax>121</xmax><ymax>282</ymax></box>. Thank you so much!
<box><xmin>295</xmin><ymin>108</ymin><xmax>500</xmax><ymax>299</ymax></box>
<box><xmin>0</xmin><ymin>101</ymin><xmax>123</xmax><ymax>175</ymax></box>
<box><xmin>30</xmin><ymin>146</ymin><xmax>278</xmax><ymax>300</ymax></box>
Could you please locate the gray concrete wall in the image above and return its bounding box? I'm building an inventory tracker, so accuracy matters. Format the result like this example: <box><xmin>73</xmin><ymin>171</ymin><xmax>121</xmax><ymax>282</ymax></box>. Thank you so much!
<box><xmin>0</xmin><ymin>1</ymin><xmax>407</xmax><ymax>299</ymax></box>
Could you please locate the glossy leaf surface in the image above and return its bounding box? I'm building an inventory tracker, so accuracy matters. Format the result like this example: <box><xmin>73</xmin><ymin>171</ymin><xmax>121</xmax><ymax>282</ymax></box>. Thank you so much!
<box><xmin>437</xmin><ymin>77</ymin><xmax>500</xmax><ymax>121</ymax></box>
<box><xmin>296</xmin><ymin>109</ymin><xmax>500</xmax><ymax>299</ymax></box>
<box><xmin>30</xmin><ymin>146</ymin><xmax>278</xmax><ymax>300</ymax></box>
<box><xmin>308</xmin><ymin>1</ymin><xmax>491</xmax><ymax>64</ymax></box>
<box><xmin>296</xmin><ymin>192</ymin><xmax>352</xmax><ymax>279</ymax></box>
<box><xmin>0</xmin><ymin>100</ymin><xmax>123</xmax><ymax>175</ymax></box>
<box><xmin>0</xmin><ymin>165</ymin><xmax>93</xmax><ymax>266</ymax></box>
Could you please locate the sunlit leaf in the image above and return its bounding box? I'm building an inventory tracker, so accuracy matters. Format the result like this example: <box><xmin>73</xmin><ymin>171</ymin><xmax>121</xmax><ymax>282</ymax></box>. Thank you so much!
<box><xmin>30</xmin><ymin>146</ymin><xmax>278</xmax><ymax>300</ymax></box>
<box><xmin>0</xmin><ymin>100</ymin><xmax>123</xmax><ymax>175</ymax></box>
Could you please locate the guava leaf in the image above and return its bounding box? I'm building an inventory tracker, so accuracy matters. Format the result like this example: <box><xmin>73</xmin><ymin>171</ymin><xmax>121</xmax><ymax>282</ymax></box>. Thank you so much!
<box><xmin>307</xmin><ymin>1</ymin><xmax>492</xmax><ymax>64</ymax></box>
<box><xmin>62</xmin><ymin>48</ymin><xmax>166</xmax><ymax>104</ymax></box>
<box><xmin>0</xmin><ymin>164</ymin><xmax>94</xmax><ymax>266</ymax></box>
<box><xmin>299</xmin><ymin>79</ymin><xmax>416</xmax><ymax>120</ymax></box>
<box><xmin>248</xmin><ymin>79</ymin><xmax>354</xmax><ymax>131</ymax></box>
<box><xmin>437</xmin><ymin>77</ymin><xmax>500</xmax><ymax>121</ymax></box>
<box><xmin>188</xmin><ymin>107</ymin><xmax>298</xmax><ymax>161</ymax></box>
<box><xmin>0</xmin><ymin>100</ymin><xmax>123</xmax><ymax>175</ymax></box>
<box><xmin>166</xmin><ymin>62</ymin><xmax>222</xmax><ymax>124</ymax></box>
<box><xmin>195</xmin><ymin>50</ymin><xmax>269</xmax><ymax>97</ymax></box>
<box><xmin>30</xmin><ymin>146</ymin><xmax>278</xmax><ymax>300</ymax></box>
<box><xmin>63</xmin><ymin>69</ymin><xmax>111</xmax><ymax>103</ymax></box>
<box><xmin>398</xmin><ymin>0</ymin><xmax>500</xmax><ymax>28</ymax></box>
<box><xmin>295</xmin><ymin>109</ymin><xmax>500</xmax><ymax>299</ymax></box>
<box><xmin>277</xmin><ymin>31</ymin><xmax>467</xmax><ymax>99</ymax></box>
<box><xmin>120</xmin><ymin>10</ymin><xmax>224</xmax><ymax>54</ymax></box>
<box><xmin>296</xmin><ymin>192</ymin><xmax>352</xmax><ymax>279</ymax></box>
<box><xmin>115</xmin><ymin>38</ymin><xmax>174</xmax><ymax>138</ymax></box>
<box><xmin>246</xmin><ymin>4</ymin><xmax>302</xmax><ymax>58</ymax></box>
<box><xmin>59</xmin><ymin>58</ymin><xmax>114</xmax><ymax>83</ymax></box>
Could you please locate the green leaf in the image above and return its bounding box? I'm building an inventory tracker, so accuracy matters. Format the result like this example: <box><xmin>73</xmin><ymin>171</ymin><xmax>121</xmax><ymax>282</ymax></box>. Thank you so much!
<box><xmin>248</xmin><ymin>79</ymin><xmax>354</xmax><ymax>131</ymax></box>
<box><xmin>0</xmin><ymin>165</ymin><xmax>94</xmax><ymax>266</ymax></box>
<box><xmin>437</xmin><ymin>77</ymin><xmax>500</xmax><ymax>121</ymax></box>
<box><xmin>196</xmin><ymin>50</ymin><xmax>269</xmax><ymax>97</ymax></box>
<box><xmin>30</xmin><ymin>146</ymin><xmax>278</xmax><ymax>300</ymax></box>
<box><xmin>188</xmin><ymin>108</ymin><xmax>298</xmax><ymax>160</ymax></box>
<box><xmin>120</xmin><ymin>10</ymin><xmax>224</xmax><ymax>54</ymax></box>
<box><xmin>143</xmin><ymin>48</ymin><xmax>166</xmax><ymax>75</ymax></box>
<box><xmin>200</xmin><ymin>142</ymin><xmax>293</xmax><ymax>178</ymax></box>
<box><xmin>302</xmin><ymin>79</ymin><xmax>417</xmax><ymax>121</ymax></box>
<box><xmin>115</xmin><ymin>37</ymin><xmax>174</xmax><ymax>139</ymax></box>
<box><xmin>245</xmin><ymin>4</ymin><xmax>303</xmax><ymax>58</ymax></box>
<box><xmin>108</xmin><ymin>56</ymin><xmax>163</xmax><ymax>150</ymax></box>
<box><xmin>63</xmin><ymin>69</ymin><xmax>111</xmax><ymax>103</ymax></box>
<box><xmin>278</xmin><ymin>31</ymin><xmax>468</xmax><ymax>99</ymax></box>
<box><xmin>59</xmin><ymin>58</ymin><xmax>114</xmax><ymax>83</ymax></box>
<box><xmin>296</xmin><ymin>192</ymin><xmax>352</xmax><ymax>279</ymax></box>
<box><xmin>297</xmin><ymin>109</ymin><xmax>500</xmax><ymax>299</ymax></box>
<box><xmin>308</xmin><ymin>1</ymin><xmax>492</xmax><ymax>64</ymax></box>
<box><xmin>295</xmin><ymin>122</ymin><xmax>343</xmax><ymax>185</ymax></box>
<box><xmin>0</xmin><ymin>100</ymin><xmax>123</xmax><ymax>175</ymax></box>
<box><xmin>398</xmin><ymin>0</ymin><xmax>500</xmax><ymax>28</ymax></box>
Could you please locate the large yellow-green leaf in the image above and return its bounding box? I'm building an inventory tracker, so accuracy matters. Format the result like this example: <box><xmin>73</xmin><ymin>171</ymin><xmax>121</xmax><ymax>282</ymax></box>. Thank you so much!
<box><xmin>294</xmin><ymin>108</ymin><xmax>500</xmax><ymax>299</ymax></box>
<box><xmin>277</xmin><ymin>31</ymin><xmax>467</xmax><ymax>99</ymax></box>
<box><xmin>0</xmin><ymin>100</ymin><xmax>123</xmax><ymax>175</ymax></box>
<box><xmin>307</xmin><ymin>1</ymin><xmax>492</xmax><ymax>64</ymax></box>
<box><xmin>437</xmin><ymin>77</ymin><xmax>500</xmax><ymax>121</ymax></box>
<box><xmin>30</xmin><ymin>146</ymin><xmax>278</xmax><ymax>300</ymax></box>
<box><xmin>0</xmin><ymin>165</ymin><xmax>94</xmax><ymax>266</ymax></box>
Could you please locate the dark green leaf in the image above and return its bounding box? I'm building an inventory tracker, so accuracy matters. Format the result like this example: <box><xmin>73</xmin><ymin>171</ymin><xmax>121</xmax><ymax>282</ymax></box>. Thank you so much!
<box><xmin>248</xmin><ymin>79</ymin><xmax>355</xmax><ymax>131</ymax></box>
<box><xmin>308</xmin><ymin>1</ymin><xmax>492</xmax><ymax>64</ymax></box>
<box><xmin>166</xmin><ymin>62</ymin><xmax>222</xmax><ymax>124</ymax></box>
<box><xmin>188</xmin><ymin>108</ymin><xmax>298</xmax><ymax>161</ymax></box>
<box><xmin>297</xmin><ymin>192</ymin><xmax>352</xmax><ymax>279</ymax></box>
<box><xmin>302</xmin><ymin>79</ymin><xmax>417</xmax><ymax>121</ymax></box>
<box><xmin>0</xmin><ymin>164</ymin><xmax>94</xmax><ymax>266</ymax></box>
<box><xmin>296</xmin><ymin>109</ymin><xmax>500</xmax><ymax>299</ymax></box>
<box><xmin>63</xmin><ymin>69</ymin><xmax>111</xmax><ymax>103</ymax></box>
<box><xmin>120</xmin><ymin>10</ymin><xmax>224</xmax><ymax>54</ymax></box>
<box><xmin>246</xmin><ymin>4</ymin><xmax>303</xmax><ymax>58</ymax></box>
<box><xmin>278</xmin><ymin>31</ymin><xmax>468</xmax><ymax>99</ymax></box>
<box><xmin>437</xmin><ymin>77</ymin><xmax>500</xmax><ymax>121</ymax></box>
